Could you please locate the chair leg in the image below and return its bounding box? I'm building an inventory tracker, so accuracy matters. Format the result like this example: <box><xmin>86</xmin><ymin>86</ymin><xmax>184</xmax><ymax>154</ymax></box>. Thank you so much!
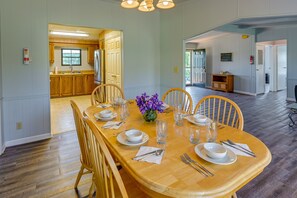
<box><xmin>231</xmin><ymin>192</ymin><xmax>237</xmax><ymax>198</ymax></box>
<box><xmin>74</xmin><ymin>165</ymin><xmax>84</xmax><ymax>188</ymax></box>
<box><xmin>89</xmin><ymin>181</ymin><xmax>95</xmax><ymax>198</ymax></box>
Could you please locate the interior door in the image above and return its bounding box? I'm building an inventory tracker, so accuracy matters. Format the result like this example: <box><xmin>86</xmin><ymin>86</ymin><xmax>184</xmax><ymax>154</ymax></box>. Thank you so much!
<box><xmin>277</xmin><ymin>45</ymin><xmax>287</xmax><ymax>91</ymax></box>
<box><xmin>105</xmin><ymin>37</ymin><xmax>122</xmax><ymax>88</ymax></box>
<box><xmin>256</xmin><ymin>45</ymin><xmax>265</xmax><ymax>94</ymax></box>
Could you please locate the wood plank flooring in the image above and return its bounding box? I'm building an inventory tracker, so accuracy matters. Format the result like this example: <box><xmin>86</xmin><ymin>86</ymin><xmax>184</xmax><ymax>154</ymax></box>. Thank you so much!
<box><xmin>1</xmin><ymin>87</ymin><xmax>296</xmax><ymax>198</ymax></box>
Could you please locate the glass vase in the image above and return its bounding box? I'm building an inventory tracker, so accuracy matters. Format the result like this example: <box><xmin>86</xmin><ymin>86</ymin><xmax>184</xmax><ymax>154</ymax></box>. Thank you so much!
<box><xmin>143</xmin><ymin>110</ymin><xmax>157</xmax><ymax>122</ymax></box>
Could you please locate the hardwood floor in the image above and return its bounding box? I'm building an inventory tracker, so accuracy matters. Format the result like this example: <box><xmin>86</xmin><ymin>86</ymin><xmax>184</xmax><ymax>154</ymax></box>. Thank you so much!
<box><xmin>186</xmin><ymin>87</ymin><xmax>297</xmax><ymax>198</ymax></box>
<box><xmin>1</xmin><ymin>87</ymin><xmax>296</xmax><ymax>197</ymax></box>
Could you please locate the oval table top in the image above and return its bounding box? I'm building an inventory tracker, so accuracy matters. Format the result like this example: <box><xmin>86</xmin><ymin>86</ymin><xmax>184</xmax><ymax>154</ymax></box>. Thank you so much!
<box><xmin>85</xmin><ymin>102</ymin><xmax>272</xmax><ymax>197</ymax></box>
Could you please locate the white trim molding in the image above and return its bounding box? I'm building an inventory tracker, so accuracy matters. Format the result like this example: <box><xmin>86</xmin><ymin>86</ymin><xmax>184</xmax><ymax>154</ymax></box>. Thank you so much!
<box><xmin>287</xmin><ymin>97</ymin><xmax>296</xmax><ymax>102</ymax></box>
<box><xmin>0</xmin><ymin>144</ymin><xmax>5</xmax><ymax>155</ymax></box>
<box><xmin>5</xmin><ymin>133</ymin><xmax>52</xmax><ymax>147</ymax></box>
<box><xmin>234</xmin><ymin>90</ymin><xmax>257</xmax><ymax>96</ymax></box>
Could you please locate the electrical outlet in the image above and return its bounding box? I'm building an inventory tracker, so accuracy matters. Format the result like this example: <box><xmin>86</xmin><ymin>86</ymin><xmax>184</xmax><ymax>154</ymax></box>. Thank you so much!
<box><xmin>16</xmin><ymin>122</ymin><xmax>22</xmax><ymax>130</ymax></box>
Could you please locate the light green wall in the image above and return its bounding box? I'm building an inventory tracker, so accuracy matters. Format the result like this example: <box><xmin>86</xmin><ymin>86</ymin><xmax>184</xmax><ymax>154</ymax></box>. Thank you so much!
<box><xmin>0</xmin><ymin>0</ymin><xmax>160</xmax><ymax>144</ymax></box>
<box><xmin>2</xmin><ymin>0</ymin><xmax>297</xmax><ymax>145</ymax></box>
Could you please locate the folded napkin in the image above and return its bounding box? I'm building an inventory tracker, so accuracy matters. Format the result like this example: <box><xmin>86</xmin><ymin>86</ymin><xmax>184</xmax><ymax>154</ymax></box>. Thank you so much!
<box><xmin>97</xmin><ymin>104</ymin><xmax>112</xmax><ymax>108</ymax></box>
<box><xmin>134</xmin><ymin>146</ymin><xmax>164</xmax><ymax>164</ymax></box>
<box><xmin>223</xmin><ymin>143</ymin><xmax>253</xmax><ymax>157</ymax></box>
<box><xmin>161</xmin><ymin>103</ymin><xmax>170</xmax><ymax>110</ymax></box>
<box><xmin>102</xmin><ymin>121</ymin><xmax>123</xmax><ymax>129</ymax></box>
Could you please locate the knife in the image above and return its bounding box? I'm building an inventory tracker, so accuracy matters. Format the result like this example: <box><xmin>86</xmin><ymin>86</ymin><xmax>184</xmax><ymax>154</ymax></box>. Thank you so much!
<box><xmin>221</xmin><ymin>141</ymin><xmax>256</xmax><ymax>157</ymax></box>
<box><xmin>132</xmin><ymin>149</ymin><xmax>163</xmax><ymax>160</ymax></box>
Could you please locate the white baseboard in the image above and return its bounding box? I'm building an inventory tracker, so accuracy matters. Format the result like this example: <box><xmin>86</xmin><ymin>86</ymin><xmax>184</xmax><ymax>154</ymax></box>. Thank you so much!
<box><xmin>0</xmin><ymin>144</ymin><xmax>6</xmax><ymax>155</ymax></box>
<box><xmin>5</xmin><ymin>133</ymin><xmax>52</xmax><ymax>147</ymax></box>
<box><xmin>234</xmin><ymin>90</ymin><xmax>257</xmax><ymax>96</ymax></box>
<box><xmin>287</xmin><ymin>97</ymin><xmax>296</xmax><ymax>102</ymax></box>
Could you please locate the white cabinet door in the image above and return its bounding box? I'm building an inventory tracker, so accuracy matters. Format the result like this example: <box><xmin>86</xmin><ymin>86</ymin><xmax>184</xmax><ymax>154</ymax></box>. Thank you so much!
<box><xmin>105</xmin><ymin>37</ymin><xmax>122</xmax><ymax>89</ymax></box>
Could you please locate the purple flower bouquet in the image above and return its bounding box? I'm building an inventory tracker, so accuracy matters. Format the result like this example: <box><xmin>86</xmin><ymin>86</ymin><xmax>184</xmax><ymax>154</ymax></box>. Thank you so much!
<box><xmin>135</xmin><ymin>93</ymin><xmax>163</xmax><ymax>122</ymax></box>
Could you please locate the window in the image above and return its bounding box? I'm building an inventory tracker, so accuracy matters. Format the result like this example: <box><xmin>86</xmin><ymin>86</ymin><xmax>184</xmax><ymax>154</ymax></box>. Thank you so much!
<box><xmin>61</xmin><ymin>49</ymin><xmax>81</xmax><ymax>66</ymax></box>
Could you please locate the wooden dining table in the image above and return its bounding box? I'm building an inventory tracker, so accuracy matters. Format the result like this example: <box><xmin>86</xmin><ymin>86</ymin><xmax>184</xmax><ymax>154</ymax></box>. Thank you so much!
<box><xmin>84</xmin><ymin>101</ymin><xmax>272</xmax><ymax>198</ymax></box>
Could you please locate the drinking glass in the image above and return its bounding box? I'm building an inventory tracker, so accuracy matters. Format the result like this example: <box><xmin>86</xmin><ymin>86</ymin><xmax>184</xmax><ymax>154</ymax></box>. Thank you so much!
<box><xmin>207</xmin><ymin>121</ymin><xmax>217</xmax><ymax>142</ymax></box>
<box><xmin>112</xmin><ymin>96</ymin><xmax>121</xmax><ymax>110</ymax></box>
<box><xmin>120</xmin><ymin>103</ymin><xmax>129</xmax><ymax>121</ymax></box>
<box><xmin>189</xmin><ymin>126</ymin><xmax>200</xmax><ymax>144</ymax></box>
<box><xmin>156</xmin><ymin>120</ymin><xmax>168</xmax><ymax>144</ymax></box>
<box><xmin>174</xmin><ymin>104</ymin><xmax>183</xmax><ymax>126</ymax></box>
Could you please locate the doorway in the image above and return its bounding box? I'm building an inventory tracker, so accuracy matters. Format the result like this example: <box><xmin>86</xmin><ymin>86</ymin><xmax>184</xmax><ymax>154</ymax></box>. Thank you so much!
<box><xmin>48</xmin><ymin>24</ymin><xmax>123</xmax><ymax>135</ymax></box>
<box><xmin>184</xmin><ymin>49</ymin><xmax>206</xmax><ymax>88</ymax></box>
<box><xmin>256</xmin><ymin>40</ymin><xmax>287</xmax><ymax>94</ymax></box>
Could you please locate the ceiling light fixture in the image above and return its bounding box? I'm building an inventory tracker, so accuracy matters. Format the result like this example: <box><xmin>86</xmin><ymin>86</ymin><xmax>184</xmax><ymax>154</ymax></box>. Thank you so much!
<box><xmin>50</xmin><ymin>31</ymin><xmax>89</xmax><ymax>37</ymax></box>
<box><xmin>121</xmin><ymin>0</ymin><xmax>175</xmax><ymax>12</ymax></box>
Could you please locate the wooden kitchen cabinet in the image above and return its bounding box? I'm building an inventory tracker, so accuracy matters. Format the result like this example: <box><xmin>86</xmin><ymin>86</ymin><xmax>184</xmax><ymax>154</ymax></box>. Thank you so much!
<box><xmin>50</xmin><ymin>76</ymin><xmax>60</xmax><ymax>97</ymax></box>
<box><xmin>87</xmin><ymin>46</ymin><xmax>95</xmax><ymax>66</ymax></box>
<box><xmin>211</xmin><ymin>74</ymin><xmax>234</xmax><ymax>92</ymax></box>
<box><xmin>60</xmin><ymin>75</ymin><xmax>74</xmax><ymax>96</ymax></box>
<box><xmin>50</xmin><ymin>72</ymin><xmax>95</xmax><ymax>98</ymax></box>
<box><xmin>49</xmin><ymin>43</ymin><xmax>55</xmax><ymax>64</ymax></box>
<box><xmin>74</xmin><ymin>75</ymin><xmax>85</xmax><ymax>95</ymax></box>
<box><xmin>85</xmin><ymin>74</ymin><xmax>95</xmax><ymax>94</ymax></box>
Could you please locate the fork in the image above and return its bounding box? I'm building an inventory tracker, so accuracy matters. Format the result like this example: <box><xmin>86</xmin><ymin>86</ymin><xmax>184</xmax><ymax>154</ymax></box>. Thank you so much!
<box><xmin>183</xmin><ymin>153</ymin><xmax>214</xmax><ymax>177</ymax></box>
<box><xmin>180</xmin><ymin>155</ymin><xmax>208</xmax><ymax>177</ymax></box>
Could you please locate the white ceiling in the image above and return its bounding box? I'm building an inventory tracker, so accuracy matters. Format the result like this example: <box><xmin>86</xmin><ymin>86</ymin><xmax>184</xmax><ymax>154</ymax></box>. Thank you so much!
<box><xmin>48</xmin><ymin>24</ymin><xmax>103</xmax><ymax>40</ymax></box>
<box><xmin>188</xmin><ymin>15</ymin><xmax>297</xmax><ymax>44</ymax></box>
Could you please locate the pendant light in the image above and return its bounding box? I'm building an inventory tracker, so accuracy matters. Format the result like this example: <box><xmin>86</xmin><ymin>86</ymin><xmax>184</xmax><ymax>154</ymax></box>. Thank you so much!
<box><xmin>121</xmin><ymin>0</ymin><xmax>175</xmax><ymax>12</ymax></box>
<box><xmin>157</xmin><ymin>0</ymin><xmax>175</xmax><ymax>9</ymax></box>
<box><xmin>121</xmin><ymin>0</ymin><xmax>139</xmax><ymax>9</ymax></box>
<box><xmin>138</xmin><ymin>0</ymin><xmax>155</xmax><ymax>12</ymax></box>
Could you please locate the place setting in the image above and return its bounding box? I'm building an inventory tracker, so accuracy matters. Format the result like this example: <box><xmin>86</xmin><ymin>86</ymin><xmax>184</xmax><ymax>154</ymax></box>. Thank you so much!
<box><xmin>181</xmin><ymin>122</ymin><xmax>237</xmax><ymax>172</ymax></box>
<box><xmin>184</xmin><ymin>113</ymin><xmax>212</xmax><ymax>126</ymax></box>
<box><xmin>94</xmin><ymin>109</ymin><xmax>117</xmax><ymax>121</ymax></box>
<box><xmin>130</xmin><ymin>120</ymin><xmax>168</xmax><ymax>164</ymax></box>
<box><xmin>116</xmin><ymin>129</ymin><xmax>149</xmax><ymax>146</ymax></box>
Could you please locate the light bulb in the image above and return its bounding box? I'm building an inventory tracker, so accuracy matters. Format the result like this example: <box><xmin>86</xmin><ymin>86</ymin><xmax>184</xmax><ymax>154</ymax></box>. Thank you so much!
<box><xmin>163</xmin><ymin>1</ymin><xmax>169</xmax><ymax>5</ymax></box>
<box><xmin>127</xmin><ymin>0</ymin><xmax>133</xmax><ymax>4</ymax></box>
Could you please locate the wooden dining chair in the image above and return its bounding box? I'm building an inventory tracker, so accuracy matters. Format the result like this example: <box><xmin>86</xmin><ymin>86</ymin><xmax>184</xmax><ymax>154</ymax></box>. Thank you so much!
<box><xmin>91</xmin><ymin>84</ymin><xmax>125</xmax><ymax>105</ymax></box>
<box><xmin>162</xmin><ymin>87</ymin><xmax>193</xmax><ymax>113</ymax></box>
<box><xmin>83</xmin><ymin>117</ymin><xmax>147</xmax><ymax>198</ymax></box>
<box><xmin>193</xmin><ymin>95</ymin><xmax>244</xmax><ymax>130</ymax></box>
<box><xmin>70</xmin><ymin>100</ymin><xmax>93</xmax><ymax>190</ymax></box>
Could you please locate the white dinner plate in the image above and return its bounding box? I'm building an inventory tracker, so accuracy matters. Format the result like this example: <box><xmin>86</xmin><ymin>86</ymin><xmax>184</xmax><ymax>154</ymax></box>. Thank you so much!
<box><xmin>94</xmin><ymin>112</ymin><xmax>117</xmax><ymax>121</ymax></box>
<box><xmin>194</xmin><ymin>143</ymin><xmax>237</xmax><ymax>165</ymax></box>
<box><xmin>117</xmin><ymin>130</ymin><xmax>149</xmax><ymax>146</ymax></box>
<box><xmin>185</xmin><ymin>114</ymin><xmax>211</xmax><ymax>126</ymax></box>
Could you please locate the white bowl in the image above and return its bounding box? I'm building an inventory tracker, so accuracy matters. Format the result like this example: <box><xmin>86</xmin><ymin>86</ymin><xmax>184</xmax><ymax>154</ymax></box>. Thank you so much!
<box><xmin>204</xmin><ymin>143</ymin><xmax>227</xmax><ymax>159</ymax></box>
<box><xmin>194</xmin><ymin>114</ymin><xmax>207</xmax><ymax>123</ymax></box>
<box><xmin>125</xmin><ymin>129</ymin><xmax>143</xmax><ymax>143</ymax></box>
<box><xmin>99</xmin><ymin>110</ymin><xmax>113</xmax><ymax>118</ymax></box>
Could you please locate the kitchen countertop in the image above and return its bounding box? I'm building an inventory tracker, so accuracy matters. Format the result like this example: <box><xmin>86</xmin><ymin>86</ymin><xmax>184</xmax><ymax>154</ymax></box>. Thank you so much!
<box><xmin>50</xmin><ymin>70</ymin><xmax>94</xmax><ymax>76</ymax></box>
